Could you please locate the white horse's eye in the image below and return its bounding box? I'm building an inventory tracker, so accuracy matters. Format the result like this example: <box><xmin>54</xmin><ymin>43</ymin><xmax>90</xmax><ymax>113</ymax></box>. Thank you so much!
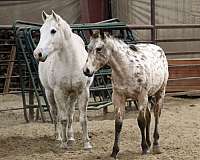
<box><xmin>51</xmin><ymin>29</ymin><xmax>56</xmax><ymax>34</ymax></box>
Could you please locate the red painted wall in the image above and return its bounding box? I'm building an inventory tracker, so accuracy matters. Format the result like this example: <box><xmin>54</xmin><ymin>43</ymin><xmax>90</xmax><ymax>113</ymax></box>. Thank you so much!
<box><xmin>80</xmin><ymin>0</ymin><xmax>108</xmax><ymax>23</ymax></box>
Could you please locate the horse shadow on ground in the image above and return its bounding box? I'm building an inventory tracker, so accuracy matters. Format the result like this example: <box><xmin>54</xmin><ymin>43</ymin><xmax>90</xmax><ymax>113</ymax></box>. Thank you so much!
<box><xmin>0</xmin><ymin>135</ymin><xmax>83</xmax><ymax>158</ymax></box>
<box><xmin>86</xmin><ymin>149</ymin><xmax>153</xmax><ymax>160</ymax></box>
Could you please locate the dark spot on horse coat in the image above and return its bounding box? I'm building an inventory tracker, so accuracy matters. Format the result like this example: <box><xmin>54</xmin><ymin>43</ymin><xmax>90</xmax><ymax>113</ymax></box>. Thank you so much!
<box><xmin>143</xmin><ymin>83</ymin><xmax>148</xmax><ymax>90</ymax></box>
<box><xmin>141</xmin><ymin>55</ymin><xmax>146</xmax><ymax>60</ymax></box>
<box><xmin>158</xmin><ymin>49</ymin><xmax>164</xmax><ymax>58</ymax></box>
<box><xmin>137</xmin><ymin>78</ymin><xmax>143</xmax><ymax>83</ymax></box>
<box><xmin>129</xmin><ymin>44</ymin><xmax>138</xmax><ymax>51</ymax></box>
<box><xmin>130</xmin><ymin>59</ymin><xmax>134</xmax><ymax>62</ymax></box>
<box><xmin>134</xmin><ymin>72</ymin><xmax>140</xmax><ymax>77</ymax></box>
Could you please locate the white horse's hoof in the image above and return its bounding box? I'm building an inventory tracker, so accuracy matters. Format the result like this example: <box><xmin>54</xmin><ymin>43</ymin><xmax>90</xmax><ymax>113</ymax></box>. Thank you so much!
<box><xmin>84</xmin><ymin>142</ymin><xmax>92</xmax><ymax>150</ymax></box>
<box><xmin>60</xmin><ymin>142</ymin><xmax>68</xmax><ymax>149</ymax></box>
<box><xmin>56</xmin><ymin>135</ymin><xmax>62</xmax><ymax>141</ymax></box>
<box><xmin>67</xmin><ymin>138</ymin><xmax>75</xmax><ymax>146</ymax></box>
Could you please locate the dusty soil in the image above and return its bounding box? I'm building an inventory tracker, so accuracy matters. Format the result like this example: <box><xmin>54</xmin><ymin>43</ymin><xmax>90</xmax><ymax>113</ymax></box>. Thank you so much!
<box><xmin>0</xmin><ymin>94</ymin><xmax>200</xmax><ymax>160</ymax></box>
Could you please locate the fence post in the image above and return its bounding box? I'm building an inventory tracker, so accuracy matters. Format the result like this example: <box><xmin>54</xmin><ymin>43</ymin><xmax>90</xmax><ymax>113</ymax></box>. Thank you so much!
<box><xmin>151</xmin><ymin>0</ymin><xmax>156</xmax><ymax>44</ymax></box>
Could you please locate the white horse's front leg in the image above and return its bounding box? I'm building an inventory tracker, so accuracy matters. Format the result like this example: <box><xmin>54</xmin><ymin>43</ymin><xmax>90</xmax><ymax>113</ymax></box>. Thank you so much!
<box><xmin>77</xmin><ymin>88</ymin><xmax>92</xmax><ymax>150</ymax></box>
<box><xmin>45</xmin><ymin>89</ymin><xmax>61</xmax><ymax>140</ymax></box>
<box><xmin>54</xmin><ymin>88</ymin><xmax>68</xmax><ymax>149</ymax></box>
<box><xmin>67</xmin><ymin>98</ymin><xmax>76</xmax><ymax>145</ymax></box>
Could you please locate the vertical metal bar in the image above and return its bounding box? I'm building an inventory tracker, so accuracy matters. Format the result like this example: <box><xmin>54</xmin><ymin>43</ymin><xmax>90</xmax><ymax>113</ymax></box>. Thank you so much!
<box><xmin>108</xmin><ymin>0</ymin><xmax>112</xmax><ymax>19</ymax></box>
<box><xmin>19</xmin><ymin>63</ymin><xmax>29</xmax><ymax>122</ymax></box>
<box><xmin>3</xmin><ymin>46</ymin><xmax>16</xmax><ymax>93</ymax></box>
<box><xmin>150</xmin><ymin>0</ymin><xmax>156</xmax><ymax>44</ymax></box>
<box><xmin>29</xmin><ymin>80</ymin><xmax>34</xmax><ymax>121</ymax></box>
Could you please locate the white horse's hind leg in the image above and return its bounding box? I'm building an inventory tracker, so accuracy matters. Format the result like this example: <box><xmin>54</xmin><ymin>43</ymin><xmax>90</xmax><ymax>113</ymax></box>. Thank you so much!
<box><xmin>77</xmin><ymin>88</ymin><xmax>92</xmax><ymax>150</ymax></box>
<box><xmin>45</xmin><ymin>90</ymin><xmax>61</xmax><ymax>140</ymax></box>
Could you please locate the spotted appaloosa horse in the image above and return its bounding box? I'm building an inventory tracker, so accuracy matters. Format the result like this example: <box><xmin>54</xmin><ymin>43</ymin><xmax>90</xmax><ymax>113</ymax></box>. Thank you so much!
<box><xmin>83</xmin><ymin>31</ymin><xmax>169</xmax><ymax>159</ymax></box>
<box><xmin>33</xmin><ymin>11</ymin><xmax>93</xmax><ymax>150</ymax></box>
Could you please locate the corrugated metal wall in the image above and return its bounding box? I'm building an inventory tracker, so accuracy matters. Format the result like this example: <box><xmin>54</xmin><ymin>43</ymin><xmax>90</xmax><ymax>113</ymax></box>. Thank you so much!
<box><xmin>112</xmin><ymin>0</ymin><xmax>200</xmax><ymax>58</ymax></box>
<box><xmin>0</xmin><ymin>0</ymin><xmax>80</xmax><ymax>24</ymax></box>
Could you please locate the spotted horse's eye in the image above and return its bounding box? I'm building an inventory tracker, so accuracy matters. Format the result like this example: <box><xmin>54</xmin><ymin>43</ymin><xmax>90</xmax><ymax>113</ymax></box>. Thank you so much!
<box><xmin>51</xmin><ymin>29</ymin><xmax>56</xmax><ymax>34</ymax></box>
<box><xmin>96</xmin><ymin>47</ymin><xmax>102</xmax><ymax>52</ymax></box>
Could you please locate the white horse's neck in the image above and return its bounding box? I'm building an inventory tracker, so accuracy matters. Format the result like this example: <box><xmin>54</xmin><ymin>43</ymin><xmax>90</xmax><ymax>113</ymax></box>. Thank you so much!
<box><xmin>56</xmin><ymin>33</ymin><xmax>86</xmax><ymax>70</ymax></box>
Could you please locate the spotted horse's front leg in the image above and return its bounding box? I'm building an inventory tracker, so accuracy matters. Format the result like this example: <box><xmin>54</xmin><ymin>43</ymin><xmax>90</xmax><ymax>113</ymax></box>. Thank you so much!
<box><xmin>111</xmin><ymin>91</ymin><xmax>126</xmax><ymax>159</ymax></box>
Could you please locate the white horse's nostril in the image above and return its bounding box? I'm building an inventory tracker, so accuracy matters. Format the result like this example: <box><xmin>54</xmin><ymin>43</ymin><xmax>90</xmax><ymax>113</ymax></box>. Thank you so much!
<box><xmin>38</xmin><ymin>52</ymin><xmax>42</xmax><ymax>58</ymax></box>
<box><xmin>85</xmin><ymin>68</ymin><xmax>90</xmax><ymax>74</ymax></box>
<box><xmin>83</xmin><ymin>68</ymin><xmax>93</xmax><ymax>77</ymax></box>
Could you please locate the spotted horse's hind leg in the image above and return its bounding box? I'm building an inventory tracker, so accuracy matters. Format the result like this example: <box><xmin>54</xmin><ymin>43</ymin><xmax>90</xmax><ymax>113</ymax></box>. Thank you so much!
<box><xmin>152</xmin><ymin>88</ymin><xmax>165</xmax><ymax>154</ymax></box>
<box><xmin>137</xmin><ymin>92</ymin><xmax>150</xmax><ymax>154</ymax></box>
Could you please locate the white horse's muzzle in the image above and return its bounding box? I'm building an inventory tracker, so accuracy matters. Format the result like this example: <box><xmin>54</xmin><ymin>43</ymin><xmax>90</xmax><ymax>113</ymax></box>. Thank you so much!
<box><xmin>33</xmin><ymin>48</ymin><xmax>47</xmax><ymax>62</ymax></box>
<box><xmin>83</xmin><ymin>66</ymin><xmax>94</xmax><ymax>77</ymax></box>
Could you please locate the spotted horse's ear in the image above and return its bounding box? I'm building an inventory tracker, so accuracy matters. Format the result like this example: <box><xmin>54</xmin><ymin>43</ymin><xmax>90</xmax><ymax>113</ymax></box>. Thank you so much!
<box><xmin>89</xmin><ymin>30</ymin><xmax>93</xmax><ymax>36</ymax></box>
<box><xmin>89</xmin><ymin>30</ymin><xmax>100</xmax><ymax>39</ymax></box>
<box><xmin>99</xmin><ymin>29</ymin><xmax>105</xmax><ymax>39</ymax></box>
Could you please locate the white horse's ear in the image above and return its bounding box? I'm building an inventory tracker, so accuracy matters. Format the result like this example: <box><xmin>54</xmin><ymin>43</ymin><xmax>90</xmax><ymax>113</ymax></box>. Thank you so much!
<box><xmin>52</xmin><ymin>10</ymin><xmax>59</xmax><ymax>22</ymax></box>
<box><xmin>42</xmin><ymin>11</ymin><xmax>49</xmax><ymax>22</ymax></box>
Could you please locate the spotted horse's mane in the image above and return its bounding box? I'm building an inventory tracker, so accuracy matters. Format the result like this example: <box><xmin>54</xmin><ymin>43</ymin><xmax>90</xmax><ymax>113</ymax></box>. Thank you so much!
<box><xmin>108</xmin><ymin>34</ymin><xmax>138</xmax><ymax>52</ymax></box>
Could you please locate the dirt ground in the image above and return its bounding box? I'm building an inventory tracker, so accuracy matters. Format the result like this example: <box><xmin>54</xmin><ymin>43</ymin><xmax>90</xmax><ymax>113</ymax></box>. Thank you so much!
<box><xmin>0</xmin><ymin>94</ymin><xmax>200</xmax><ymax>160</ymax></box>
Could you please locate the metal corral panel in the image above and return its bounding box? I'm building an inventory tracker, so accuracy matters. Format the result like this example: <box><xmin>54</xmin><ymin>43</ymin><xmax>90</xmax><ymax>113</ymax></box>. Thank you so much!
<box><xmin>0</xmin><ymin>0</ymin><xmax>80</xmax><ymax>24</ymax></box>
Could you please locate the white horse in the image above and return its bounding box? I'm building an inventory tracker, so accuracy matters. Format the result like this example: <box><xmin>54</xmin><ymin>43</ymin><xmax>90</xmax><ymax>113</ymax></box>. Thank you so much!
<box><xmin>33</xmin><ymin>11</ymin><xmax>93</xmax><ymax>150</ymax></box>
<box><xmin>83</xmin><ymin>31</ymin><xmax>169</xmax><ymax>159</ymax></box>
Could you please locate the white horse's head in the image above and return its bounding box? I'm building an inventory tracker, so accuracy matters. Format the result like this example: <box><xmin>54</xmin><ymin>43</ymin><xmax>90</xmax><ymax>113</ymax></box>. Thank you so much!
<box><xmin>83</xmin><ymin>30</ymin><xmax>111</xmax><ymax>77</ymax></box>
<box><xmin>34</xmin><ymin>10</ymin><xmax>71</xmax><ymax>62</ymax></box>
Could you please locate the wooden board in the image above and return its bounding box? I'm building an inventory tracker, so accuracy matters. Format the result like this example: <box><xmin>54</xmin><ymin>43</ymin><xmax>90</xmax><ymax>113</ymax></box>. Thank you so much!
<box><xmin>167</xmin><ymin>59</ymin><xmax>200</xmax><ymax>94</ymax></box>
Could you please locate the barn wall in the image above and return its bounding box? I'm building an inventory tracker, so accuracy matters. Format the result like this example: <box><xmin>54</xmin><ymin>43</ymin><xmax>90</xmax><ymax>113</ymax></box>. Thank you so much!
<box><xmin>0</xmin><ymin>0</ymin><xmax>80</xmax><ymax>24</ymax></box>
<box><xmin>112</xmin><ymin>0</ymin><xmax>200</xmax><ymax>58</ymax></box>
<box><xmin>80</xmin><ymin>0</ymin><xmax>109</xmax><ymax>23</ymax></box>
